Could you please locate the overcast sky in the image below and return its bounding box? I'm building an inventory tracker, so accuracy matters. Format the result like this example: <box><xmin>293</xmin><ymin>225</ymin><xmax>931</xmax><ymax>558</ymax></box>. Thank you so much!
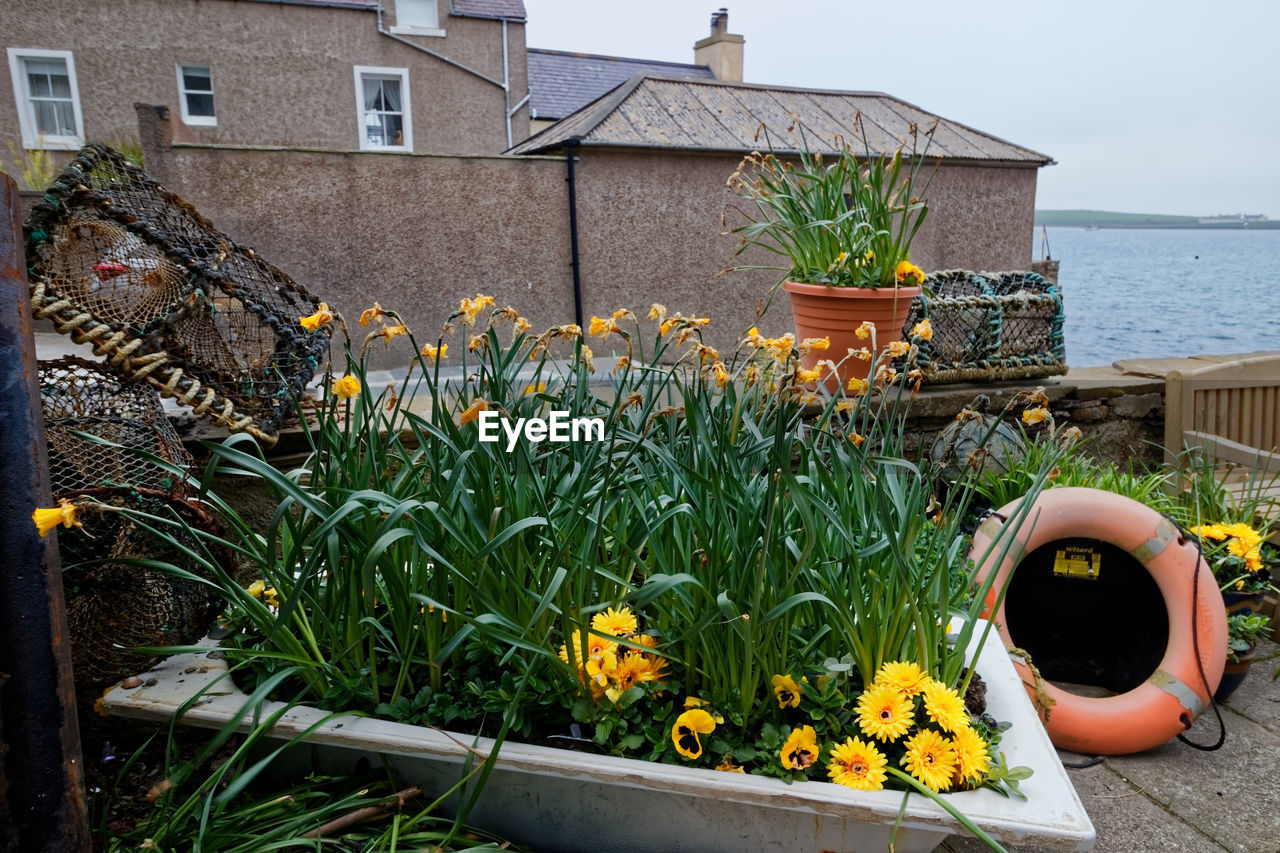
<box><xmin>523</xmin><ymin>0</ymin><xmax>1278</xmax><ymax>217</ymax></box>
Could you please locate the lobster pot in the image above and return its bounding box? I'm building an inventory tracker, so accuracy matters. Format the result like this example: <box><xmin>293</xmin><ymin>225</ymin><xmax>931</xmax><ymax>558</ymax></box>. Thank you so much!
<box><xmin>901</xmin><ymin>270</ymin><xmax>1066</xmax><ymax>384</ymax></box>
<box><xmin>24</xmin><ymin>143</ymin><xmax>330</xmax><ymax>443</ymax></box>
<box><xmin>39</xmin><ymin>357</ymin><xmax>223</xmax><ymax>688</ymax></box>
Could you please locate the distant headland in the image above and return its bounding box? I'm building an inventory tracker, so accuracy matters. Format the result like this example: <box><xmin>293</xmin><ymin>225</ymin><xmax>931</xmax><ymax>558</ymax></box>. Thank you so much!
<box><xmin>1035</xmin><ymin>210</ymin><xmax>1279</xmax><ymax>229</ymax></box>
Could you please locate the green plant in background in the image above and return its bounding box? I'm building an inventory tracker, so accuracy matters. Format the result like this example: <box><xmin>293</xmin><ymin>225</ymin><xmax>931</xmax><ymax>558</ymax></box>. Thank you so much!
<box><xmin>727</xmin><ymin>114</ymin><xmax>938</xmax><ymax>291</ymax></box>
<box><xmin>2</xmin><ymin>136</ymin><xmax>59</xmax><ymax>190</ymax></box>
<box><xmin>1225</xmin><ymin>612</ymin><xmax>1270</xmax><ymax>662</ymax></box>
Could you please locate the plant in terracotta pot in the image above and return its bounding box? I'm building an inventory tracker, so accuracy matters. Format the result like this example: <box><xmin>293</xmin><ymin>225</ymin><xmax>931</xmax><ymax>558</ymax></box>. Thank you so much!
<box><xmin>727</xmin><ymin>116</ymin><xmax>938</xmax><ymax>389</ymax></box>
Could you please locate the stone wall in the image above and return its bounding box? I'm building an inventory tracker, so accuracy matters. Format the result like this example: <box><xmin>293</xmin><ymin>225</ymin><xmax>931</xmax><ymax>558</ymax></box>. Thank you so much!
<box><xmin>904</xmin><ymin>369</ymin><xmax>1167</xmax><ymax>470</ymax></box>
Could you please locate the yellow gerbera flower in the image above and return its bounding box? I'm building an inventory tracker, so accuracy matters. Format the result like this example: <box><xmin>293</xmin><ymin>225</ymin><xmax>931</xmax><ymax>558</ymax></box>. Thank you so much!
<box><xmin>855</xmin><ymin>683</ymin><xmax>914</xmax><ymax>742</ymax></box>
<box><xmin>779</xmin><ymin>725</ymin><xmax>819</xmax><ymax>771</ymax></box>
<box><xmin>32</xmin><ymin>498</ymin><xmax>79</xmax><ymax>537</ymax></box>
<box><xmin>951</xmin><ymin>725</ymin><xmax>992</xmax><ymax>785</ymax></box>
<box><xmin>827</xmin><ymin>736</ymin><xmax>888</xmax><ymax>791</ymax></box>
<box><xmin>894</xmin><ymin>260</ymin><xmax>925</xmax><ymax>286</ymax></box>
<box><xmin>458</xmin><ymin>399</ymin><xmax>489</xmax><ymax>425</ymax></box>
<box><xmin>605</xmin><ymin>651</ymin><xmax>663</xmax><ymax>703</ymax></box>
<box><xmin>591</xmin><ymin>606</ymin><xmax>638</xmax><ymax>637</ymax></box>
<box><xmin>921</xmin><ymin>680</ymin><xmax>969</xmax><ymax>734</ymax></box>
<box><xmin>331</xmin><ymin>375</ymin><xmax>361</xmax><ymax>399</ymax></box>
<box><xmin>299</xmin><ymin>302</ymin><xmax>333</xmax><ymax>331</ymax></box>
<box><xmin>1022</xmin><ymin>406</ymin><xmax>1049</xmax><ymax>425</ymax></box>
<box><xmin>911</xmin><ymin>319</ymin><xmax>933</xmax><ymax>341</ymax></box>
<box><xmin>855</xmin><ymin>321</ymin><xmax>876</xmax><ymax>340</ymax></box>
<box><xmin>672</xmin><ymin>709</ymin><xmax>716</xmax><ymax>759</ymax></box>
<box><xmin>901</xmin><ymin>729</ymin><xmax>957</xmax><ymax>792</ymax></box>
<box><xmin>771</xmin><ymin>674</ymin><xmax>802</xmax><ymax>709</ymax></box>
<box><xmin>420</xmin><ymin>342</ymin><xmax>448</xmax><ymax>362</ymax></box>
<box><xmin>874</xmin><ymin>660</ymin><xmax>930</xmax><ymax>697</ymax></box>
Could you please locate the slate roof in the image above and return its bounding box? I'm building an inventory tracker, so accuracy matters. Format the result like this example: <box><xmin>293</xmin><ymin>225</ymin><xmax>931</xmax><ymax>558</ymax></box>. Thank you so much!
<box><xmin>527</xmin><ymin>49</ymin><xmax>714</xmax><ymax>122</ymax></box>
<box><xmin>451</xmin><ymin>0</ymin><xmax>526</xmax><ymax>21</ymax></box>
<box><xmin>508</xmin><ymin>75</ymin><xmax>1054</xmax><ymax>166</ymax></box>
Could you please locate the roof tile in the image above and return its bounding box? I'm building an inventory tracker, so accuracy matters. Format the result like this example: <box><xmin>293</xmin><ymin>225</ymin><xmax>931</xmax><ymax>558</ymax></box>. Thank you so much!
<box><xmin>451</xmin><ymin>0</ymin><xmax>525</xmax><ymax>21</ymax></box>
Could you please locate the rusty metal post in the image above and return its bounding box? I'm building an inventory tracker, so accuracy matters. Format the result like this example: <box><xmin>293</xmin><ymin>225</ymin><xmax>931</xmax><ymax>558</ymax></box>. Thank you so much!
<box><xmin>0</xmin><ymin>173</ymin><xmax>90</xmax><ymax>852</ymax></box>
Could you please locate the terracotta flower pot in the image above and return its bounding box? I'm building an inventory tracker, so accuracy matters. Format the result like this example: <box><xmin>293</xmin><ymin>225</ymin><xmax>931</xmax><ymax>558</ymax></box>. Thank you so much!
<box><xmin>783</xmin><ymin>280</ymin><xmax>921</xmax><ymax>391</ymax></box>
<box><xmin>1213</xmin><ymin>644</ymin><xmax>1257</xmax><ymax>702</ymax></box>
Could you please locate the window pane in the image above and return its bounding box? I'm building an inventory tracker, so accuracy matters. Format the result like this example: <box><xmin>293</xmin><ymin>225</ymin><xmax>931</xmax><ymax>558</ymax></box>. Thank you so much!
<box><xmin>383</xmin><ymin>113</ymin><xmax>404</xmax><ymax>146</ymax></box>
<box><xmin>186</xmin><ymin>93</ymin><xmax>215</xmax><ymax>116</ymax></box>
<box><xmin>398</xmin><ymin>0</ymin><xmax>437</xmax><ymax>28</ymax></box>
<box><xmin>26</xmin><ymin>68</ymin><xmax>52</xmax><ymax>97</ymax></box>
<box><xmin>33</xmin><ymin>100</ymin><xmax>74</xmax><ymax>136</ymax></box>
<box><xmin>182</xmin><ymin>67</ymin><xmax>212</xmax><ymax>92</ymax></box>
<box><xmin>49</xmin><ymin>70</ymin><xmax>71</xmax><ymax>99</ymax></box>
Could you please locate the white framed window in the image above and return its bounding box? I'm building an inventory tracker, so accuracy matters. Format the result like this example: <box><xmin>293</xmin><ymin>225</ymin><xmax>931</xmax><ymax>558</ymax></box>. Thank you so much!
<box><xmin>7</xmin><ymin>48</ymin><xmax>85</xmax><ymax>149</ymax></box>
<box><xmin>176</xmin><ymin>63</ymin><xmax>216</xmax><ymax>126</ymax></box>
<box><xmin>354</xmin><ymin>66</ymin><xmax>412</xmax><ymax>152</ymax></box>
<box><xmin>391</xmin><ymin>0</ymin><xmax>444</xmax><ymax>36</ymax></box>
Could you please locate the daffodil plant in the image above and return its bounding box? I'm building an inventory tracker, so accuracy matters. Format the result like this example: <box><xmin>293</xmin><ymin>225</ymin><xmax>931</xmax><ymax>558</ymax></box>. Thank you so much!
<box><xmin>727</xmin><ymin>115</ymin><xmax>938</xmax><ymax>291</ymax></box>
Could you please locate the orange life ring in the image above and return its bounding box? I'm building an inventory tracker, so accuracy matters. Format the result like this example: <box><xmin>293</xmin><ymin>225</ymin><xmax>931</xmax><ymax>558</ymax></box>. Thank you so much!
<box><xmin>971</xmin><ymin>487</ymin><xmax>1226</xmax><ymax>755</ymax></box>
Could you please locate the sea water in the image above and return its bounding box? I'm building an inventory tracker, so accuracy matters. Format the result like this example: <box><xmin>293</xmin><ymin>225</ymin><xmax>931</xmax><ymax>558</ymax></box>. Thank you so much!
<box><xmin>1034</xmin><ymin>227</ymin><xmax>1280</xmax><ymax>367</ymax></box>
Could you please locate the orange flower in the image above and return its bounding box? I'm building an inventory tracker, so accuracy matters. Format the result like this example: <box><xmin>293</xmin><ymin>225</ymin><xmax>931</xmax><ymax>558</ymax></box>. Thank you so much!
<box><xmin>32</xmin><ymin>499</ymin><xmax>78</xmax><ymax>537</ymax></box>
<box><xmin>331</xmin><ymin>375</ymin><xmax>361</xmax><ymax>399</ymax></box>
<box><xmin>358</xmin><ymin>303</ymin><xmax>384</xmax><ymax>326</ymax></box>
<box><xmin>420</xmin><ymin>342</ymin><xmax>448</xmax><ymax>362</ymax></box>
<box><xmin>458</xmin><ymin>399</ymin><xmax>489</xmax><ymax>425</ymax></box>
<box><xmin>299</xmin><ymin>302</ymin><xmax>334</xmax><ymax>331</ymax></box>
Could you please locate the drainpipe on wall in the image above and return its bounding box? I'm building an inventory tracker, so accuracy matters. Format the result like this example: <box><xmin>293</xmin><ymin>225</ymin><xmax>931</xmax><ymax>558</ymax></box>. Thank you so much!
<box><xmin>566</xmin><ymin>137</ymin><xmax>584</xmax><ymax>328</ymax></box>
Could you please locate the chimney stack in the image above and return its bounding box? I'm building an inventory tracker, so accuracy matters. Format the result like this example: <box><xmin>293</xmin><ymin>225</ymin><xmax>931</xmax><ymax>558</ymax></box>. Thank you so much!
<box><xmin>694</xmin><ymin>7</ymin><xmax>744</xmax><ymax>82</ymax></box>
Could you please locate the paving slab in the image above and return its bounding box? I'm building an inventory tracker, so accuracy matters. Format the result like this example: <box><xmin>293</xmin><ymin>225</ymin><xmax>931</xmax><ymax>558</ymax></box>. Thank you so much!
<box><xmin>942</xmin><ymin>758</ymin><xmax>1230</xmax><ymax>853</ymax></box>
<box><xmin>1106</xmin><ymin>699</ymin><xmax>1280</xmax><ymax>853</ymax></box>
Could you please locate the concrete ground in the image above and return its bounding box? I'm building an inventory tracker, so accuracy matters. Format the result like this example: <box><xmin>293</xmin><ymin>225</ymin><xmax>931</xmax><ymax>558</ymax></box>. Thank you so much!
<box><xmin>945</xmin><ymin>638</ymin><xmax>1280</xmax><ymax>853</ymax></box>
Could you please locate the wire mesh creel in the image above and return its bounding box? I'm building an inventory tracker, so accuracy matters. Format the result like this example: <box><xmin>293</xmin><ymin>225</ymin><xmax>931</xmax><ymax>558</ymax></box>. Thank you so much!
<box><xmin>25</xmin><ymin>143</ymin><xmax>331</xmax><ymax>444</ymax></box>
<box><xmin>902</xmin><ymin>270</ymin><xmax>1066</xmax><ymax>384</ymax></box>
<box><xmin>41</xmin><ymin>357</ymin><xmax>225</xmax><ymax>688</ymax></box>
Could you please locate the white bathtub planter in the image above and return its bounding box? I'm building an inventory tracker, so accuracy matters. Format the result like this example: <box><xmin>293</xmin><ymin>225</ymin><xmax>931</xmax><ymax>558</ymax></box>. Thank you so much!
<box><xmin>104</xmin><ymin>621</ymin><xmax>1095</xmax><ymax>853</ymax></box>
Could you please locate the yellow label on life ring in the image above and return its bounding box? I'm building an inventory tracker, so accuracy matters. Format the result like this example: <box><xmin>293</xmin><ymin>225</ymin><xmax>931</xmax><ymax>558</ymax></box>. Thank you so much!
<box><xmin>1053</xmin><ymin>546</ymin><xmax>1101</xmax><ymax>579</ymax></box>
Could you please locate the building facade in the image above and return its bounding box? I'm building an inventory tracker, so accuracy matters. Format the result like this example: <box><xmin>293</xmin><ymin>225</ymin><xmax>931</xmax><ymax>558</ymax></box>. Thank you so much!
<box><xmin>3</xmin><ymin>0</ymin><xmax>529</xmax><ymax>161</ymax></box>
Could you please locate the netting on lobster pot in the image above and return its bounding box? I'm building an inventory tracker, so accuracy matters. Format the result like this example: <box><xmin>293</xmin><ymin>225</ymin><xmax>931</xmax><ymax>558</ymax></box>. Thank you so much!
<box><xmin>25</xmin><ymin>143</ymin><xmax>330</xmax><ymax>444</ymax></box>
<box><xmin>40</xmin><ymin>357</ymin><xmax>226</xmax><ymax>687</ymax></box>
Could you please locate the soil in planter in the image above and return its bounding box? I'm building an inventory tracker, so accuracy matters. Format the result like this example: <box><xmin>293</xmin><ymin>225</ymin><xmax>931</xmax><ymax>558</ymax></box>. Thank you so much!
<box><xmin>1003</xmin><ymin>536</ymin><xmax>1169</xmax><ymax>696</ymax></box>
